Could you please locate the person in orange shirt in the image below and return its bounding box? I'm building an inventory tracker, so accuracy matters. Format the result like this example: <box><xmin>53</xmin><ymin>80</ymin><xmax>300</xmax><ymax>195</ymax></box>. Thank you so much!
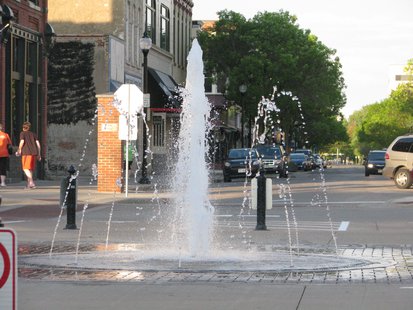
<box><xmin>16</xmin><ymin>122</ymin><xmax>41</xmax><ymax>189</ymax></box>
<box><xmin>0</xmin><ymin>123</ymin><xmax>12</xmax><ymax>187</ymax></box>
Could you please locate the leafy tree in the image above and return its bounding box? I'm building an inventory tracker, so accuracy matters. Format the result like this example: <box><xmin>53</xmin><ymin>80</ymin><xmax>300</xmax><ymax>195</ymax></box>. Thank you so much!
<box><xmin>198</xmin><ymin>10</ymin><xmax>346</xmax><ymax>150</ymax></box>
<box><xmin>347</xmin><ymin>60</ymin><xmax>413</xmax><ymax>157</ymax></box>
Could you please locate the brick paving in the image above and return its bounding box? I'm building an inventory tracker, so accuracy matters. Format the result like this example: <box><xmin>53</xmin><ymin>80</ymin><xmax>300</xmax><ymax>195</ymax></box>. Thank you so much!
<box><xmin>18</xmin><ymin>243</ymin><xmax>413</xmax><ymax>285</ymax></box>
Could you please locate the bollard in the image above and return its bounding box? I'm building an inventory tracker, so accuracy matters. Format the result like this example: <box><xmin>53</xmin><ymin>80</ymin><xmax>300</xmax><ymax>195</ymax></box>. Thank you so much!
<box><xmin>266</xmin><ymin>178</ymin><xmax>273</xmax><ymax>210</ymax></box>
<box><xmin>251</xmin><ymin>178</ymin><xmax>257</xmax><ymax>210</ymax></box>
<box><xmin>255</xmin><ymin>170</ymin><xmax>267</xmax><ymax>230</ymax></box>
<box><xmin>60</xmin><ymin>165</ymin><xmax>78</xmax><ymax>229</ymax></box>
<box><xmin>0</xmin><ymin>195</ymin><xmax>3</xmax><ymax>227</ymax></box>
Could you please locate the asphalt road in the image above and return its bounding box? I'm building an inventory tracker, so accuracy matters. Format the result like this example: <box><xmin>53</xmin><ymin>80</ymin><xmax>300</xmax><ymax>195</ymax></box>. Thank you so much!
<box><xmin>4</xmin><ymin>165</ymin><xmax>413</xmax><ymax>309</ymax></box>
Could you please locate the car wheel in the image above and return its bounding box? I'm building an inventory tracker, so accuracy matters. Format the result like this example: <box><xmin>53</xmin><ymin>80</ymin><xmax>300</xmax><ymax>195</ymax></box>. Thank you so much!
<box><xmin>365</xmin><ymin>169</ymin><xmax>370</xmax><ymax>177</ymax></box>
<box><xmin>394</xmin><ymin>168</ymin><xmax>412</xmax><ymax>189</ymax></box>
<box><xmin>223</xmin><ymin>175</ymin><xmax>231</xmax><ymax>182</ymax></box>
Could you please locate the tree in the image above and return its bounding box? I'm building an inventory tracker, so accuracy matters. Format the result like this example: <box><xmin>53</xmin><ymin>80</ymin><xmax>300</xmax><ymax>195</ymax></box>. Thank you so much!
<box><xmin>198</xmin><ymin>10</ymin><xmax>346</xmax><ymax>150</ymax></box>
<box><xmin>347</xmin><ymin>63</ymin><xmax>413</xmax><ymax>157</ymax></box>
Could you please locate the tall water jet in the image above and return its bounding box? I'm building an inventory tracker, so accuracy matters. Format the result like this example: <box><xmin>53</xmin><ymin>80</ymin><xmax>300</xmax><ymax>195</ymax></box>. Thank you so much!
<box><xmin>171</xmin><ymin>39</ymin><xmax>215</xmax><ymax>257</ymax></box>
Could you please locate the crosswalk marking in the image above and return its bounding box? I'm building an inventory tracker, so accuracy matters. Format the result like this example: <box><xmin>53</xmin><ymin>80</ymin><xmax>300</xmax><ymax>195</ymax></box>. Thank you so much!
<box><xmin>216</xmin><ymin>219</ymin><xmax>349</xmax><ymax>232</ymax></box>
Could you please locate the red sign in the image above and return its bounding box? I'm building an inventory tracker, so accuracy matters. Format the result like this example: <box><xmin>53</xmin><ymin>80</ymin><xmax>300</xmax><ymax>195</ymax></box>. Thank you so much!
<box><xmin>0</xmin><ymin>228</ymin><xmax>17</xmax><ymax>310</ymax></box>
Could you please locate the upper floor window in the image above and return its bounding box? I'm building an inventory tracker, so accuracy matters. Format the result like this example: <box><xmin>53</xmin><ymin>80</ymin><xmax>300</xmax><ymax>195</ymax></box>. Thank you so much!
<box><xmin>160</xmin><ymin>5</ymin><xmax>170</xmax><ymax>52</ymax></box>
<box><xmin>145</xmin><ymin>0</ymin><xmax>156</xmax><ymax>44</ymax></box>
<box><xmin>29</xmin><ymin>0</ymin><xmax>40</xmax><ymax>6</ymax></box>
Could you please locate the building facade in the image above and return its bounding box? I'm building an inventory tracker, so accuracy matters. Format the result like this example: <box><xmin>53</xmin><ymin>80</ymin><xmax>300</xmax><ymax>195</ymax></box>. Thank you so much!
<box><xmin>47</xmin><ymin>0</ymin><xmax>193</xmax><ymax>175</ymax></box>
<box><xmin>0</xmin><ymin>0</ymin><xmax>52</xmax><ymax>180</ymax></box>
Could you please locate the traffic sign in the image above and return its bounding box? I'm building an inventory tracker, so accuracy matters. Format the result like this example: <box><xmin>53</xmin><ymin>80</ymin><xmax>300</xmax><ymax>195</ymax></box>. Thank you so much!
<box><xmin>0</xmin><ymin>228</ymin><xmax>17</xmax><ymax>310</ymax></box>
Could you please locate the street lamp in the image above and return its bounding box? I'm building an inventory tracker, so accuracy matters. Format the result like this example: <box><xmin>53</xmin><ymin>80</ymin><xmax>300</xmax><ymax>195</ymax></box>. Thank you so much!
<box><xmin>138</xmin><ymin>32</ymin><xmax>152</xmax><ymax>184</ymax></box>
<box><xmin>239</xmin><ymin>84</ymin><xmax>247</xmax><ymax>147</ymax></box>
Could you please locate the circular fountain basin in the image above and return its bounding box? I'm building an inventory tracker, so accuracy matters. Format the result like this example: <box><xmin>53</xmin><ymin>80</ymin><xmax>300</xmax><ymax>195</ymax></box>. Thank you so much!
<box><xmin>20</xmin><ymin>248</ymin><xmax>392</xmax><ymax>273</ymax></box>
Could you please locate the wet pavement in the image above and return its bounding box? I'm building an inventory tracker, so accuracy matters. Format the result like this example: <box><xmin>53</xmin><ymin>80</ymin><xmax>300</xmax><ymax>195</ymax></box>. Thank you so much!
<box><xmin>17</xmin><ymin>243</ymin><xmax>413</xmax><ymax>285</ymax></box>
<box><xmin>1</xmin><ymin>171</ymin><xmax>412</xmax><ymax>286</ymax></box>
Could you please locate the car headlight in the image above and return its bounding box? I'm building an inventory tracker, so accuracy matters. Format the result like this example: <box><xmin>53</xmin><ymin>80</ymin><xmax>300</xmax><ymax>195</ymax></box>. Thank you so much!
<box><xmin>367</xmin><ymin>163</ymin><xmax>374</xmax><ymax>168</ymax></box>
<box><xmin>252</xmin><ymin>160</ymin><xmax>260</xmax><ymax>166</ymax></box>
<box><xmin>224</xmin><ymin>162</ymin><xmax>231</xmax><ymax>167</ymax></box>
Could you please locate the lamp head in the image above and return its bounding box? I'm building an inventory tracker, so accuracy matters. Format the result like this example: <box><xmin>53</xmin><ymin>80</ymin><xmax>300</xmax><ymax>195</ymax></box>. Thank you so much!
<box><xmin>140</xmin><ymin>32</ymin><xmax>152</xmax><ymax>52</ymax></box>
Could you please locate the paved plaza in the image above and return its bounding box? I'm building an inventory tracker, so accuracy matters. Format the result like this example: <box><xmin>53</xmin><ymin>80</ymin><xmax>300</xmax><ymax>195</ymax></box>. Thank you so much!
<box><xmin>1</xmin><ymin>172</ymin><xmax>413</xmax><ymax>309</ymax></box>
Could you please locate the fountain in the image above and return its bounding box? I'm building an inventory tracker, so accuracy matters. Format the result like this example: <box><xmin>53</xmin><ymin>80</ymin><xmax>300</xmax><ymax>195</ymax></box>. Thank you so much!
<box><xmin>170</xmin><ymin>40</ymin><xmax>215</xmax><ymax>258</ymax></box>
<box><xmin>20</xmin><ymin>39</ymin><xmax>390</xmax><ymax>275</ymax></box>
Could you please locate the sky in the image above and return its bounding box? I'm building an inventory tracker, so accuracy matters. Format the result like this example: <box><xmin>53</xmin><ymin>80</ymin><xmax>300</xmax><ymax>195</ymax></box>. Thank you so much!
<box><xmin>192</xmin><ymin>0</ymin><xmax>413</xmax><ymax>118</ymax></box>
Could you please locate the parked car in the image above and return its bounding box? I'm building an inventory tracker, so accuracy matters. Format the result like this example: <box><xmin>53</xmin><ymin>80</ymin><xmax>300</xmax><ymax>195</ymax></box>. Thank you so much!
<box><xmin>383</xmin><ymin>135</ymin><xmax>413</xmax><ymax>189</ymax></box>
<box><xmin>223</xmin><ymin>148</ymin><xmax>260</xmax><ymax>182</ymax></box>
<box><xmin>256</xmin><ymin>144</ymin><xmax>288</xmax><ymax>177</ymax></box>
<box><xmin>289</xmin><ymin>153</ymin><xmax>309</xmax><ymax>171</ymax></box>
<box><xmin>304</xmin><ymin>155</ymin><xmax>317</xmax><ymax>170</ymax></box>
<box><xmin>364</xmin><ymin>150</ymin><xmax>386</xmax><ymax>176</ymax></box>
<box><xmin>314</xmin><ymin>154</ymin><xmax>327</xmax><ymax>169</ymax></box>
<box><xmin>294</xmin><ymin>149</ymin><xmax>312</xmax><ymax>157</ymax></box>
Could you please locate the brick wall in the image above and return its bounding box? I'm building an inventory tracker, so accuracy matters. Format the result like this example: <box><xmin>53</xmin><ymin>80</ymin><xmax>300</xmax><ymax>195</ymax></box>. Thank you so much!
<box><xmin>97</xmin><ymin>94</ymin><xmax>123</xmax><ymax>193</ymax></box>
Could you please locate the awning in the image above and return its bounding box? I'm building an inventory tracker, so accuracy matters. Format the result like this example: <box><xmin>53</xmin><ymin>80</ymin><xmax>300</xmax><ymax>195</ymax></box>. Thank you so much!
<box><xmin>207</xmin><ymin>94</ymin><xmax>227</xmax><ymax>109</ymax></box>
<box><xmin>148</xmin><ymin>68</ymin><xmax>182</xmax><ymax>110</ymax></box>
<box><xmin>211</xmin><ymin>119</ymin><xmax>238</xmax><ymax>133</ymax></box>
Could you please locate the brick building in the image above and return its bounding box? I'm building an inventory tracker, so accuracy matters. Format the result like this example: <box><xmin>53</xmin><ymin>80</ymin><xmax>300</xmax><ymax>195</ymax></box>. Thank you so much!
<box><xmin>0</xmin><ymin>0</ymin><xmax>53</xmax><ymax>181</ymax></box>
<box><xmin>47</xmin><ymin>0</ymin><xmax>194</xmax><ymax>180</ymax></box>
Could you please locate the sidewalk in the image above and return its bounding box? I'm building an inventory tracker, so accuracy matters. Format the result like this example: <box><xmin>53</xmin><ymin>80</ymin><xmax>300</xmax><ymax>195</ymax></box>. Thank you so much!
<box><xmin>0</xmin><ymin>169</ymin><xmax>224</xmax><ymax>222</ymax></box>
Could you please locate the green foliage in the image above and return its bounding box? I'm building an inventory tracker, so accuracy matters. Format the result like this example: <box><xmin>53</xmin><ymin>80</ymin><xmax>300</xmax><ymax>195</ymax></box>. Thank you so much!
<box><xmin>347</xmin><ymin>67</ymin><xmax>413</xmax><ymax>156</ymax></box>
<box><xmin>198</xmin><ymin>10</ymin><xmax>346</xmax><ymax>150</ymax></box>
<box><xmin>48</xmin><ymin>41</ymin><xmax>97</xmax><ymax>124</ymax></box>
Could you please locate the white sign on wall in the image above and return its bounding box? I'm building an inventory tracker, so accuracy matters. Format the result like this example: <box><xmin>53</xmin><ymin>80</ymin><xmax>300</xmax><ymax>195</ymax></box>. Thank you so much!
<box><xmin>0</xmin><ymin>228</ymin><xmax>17</xmax><ymax>310</ymax></box>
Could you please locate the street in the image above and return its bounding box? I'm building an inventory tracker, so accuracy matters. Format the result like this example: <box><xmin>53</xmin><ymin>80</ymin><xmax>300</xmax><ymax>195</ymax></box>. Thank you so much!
<box><xmin>2</xmin><ymin>165</ymin><xmax>413</xmax><ymax>309</ymax></box>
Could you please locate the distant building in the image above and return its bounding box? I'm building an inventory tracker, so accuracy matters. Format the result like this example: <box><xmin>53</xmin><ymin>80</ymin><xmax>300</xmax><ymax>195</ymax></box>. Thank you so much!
<box><xmin>47</xmin><ymin>0</ymin><xmax>193</xmax><ymax>174</ymax></box>
<box><xmin>192</xmin><ymin>20</ymin><xmax>241</xmax><ymax>165</ymax></box>
<box><xmin>388</xmin><ymin>63</ymin><xmax>413</xmax><ymax>93</ymax></box>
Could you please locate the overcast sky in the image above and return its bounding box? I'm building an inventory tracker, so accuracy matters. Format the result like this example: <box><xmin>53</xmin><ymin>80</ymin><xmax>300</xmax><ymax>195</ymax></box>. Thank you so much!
<box><xmin>192</xmin><ymin>0</ymin><xmax>413</xmax><ymax>118</ymax></box>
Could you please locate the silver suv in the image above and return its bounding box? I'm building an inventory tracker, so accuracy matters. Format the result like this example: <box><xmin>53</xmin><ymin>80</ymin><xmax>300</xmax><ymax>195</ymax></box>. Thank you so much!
<box><xmin>383</xmin><ymin>134</ymin><xmax>413</xmax><ymax>189</ymax></box>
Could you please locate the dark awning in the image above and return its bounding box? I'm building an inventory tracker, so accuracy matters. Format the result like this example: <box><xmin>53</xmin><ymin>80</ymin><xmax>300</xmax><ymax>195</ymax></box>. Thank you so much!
<box><xmin>148</xmin><ymin>68</ymin><xmax>182</xmax><ymax>109</ymax></box>
<box><xmin>207</xmin><ymin>94</ymin><xmax>227</xmax><ymax>109</ymax></box>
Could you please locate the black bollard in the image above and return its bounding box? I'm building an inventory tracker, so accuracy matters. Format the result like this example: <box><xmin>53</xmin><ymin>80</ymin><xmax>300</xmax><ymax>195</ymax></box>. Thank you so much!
<box><xmin>255</xmin><ymin>169</ymin><xmax>267</xmax><ymax>230</ymax></box>
<box><xmin>60</xmin><ymin>165</ymin><xmax>78</xmax><ymax>229</ymax></box>
<box><xmin>0</xmin><ymin>196</ymin><xmax>3</xmax><ymax>227</ymax></box>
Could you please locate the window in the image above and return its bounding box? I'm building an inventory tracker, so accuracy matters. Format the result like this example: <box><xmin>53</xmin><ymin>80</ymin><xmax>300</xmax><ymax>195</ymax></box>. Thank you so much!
<box><xmin>204</xmin><ymin>77</ymin><xmax>212</xmax><ymax>93</ymax></box>
<box><xmin>145</xmin><ymin>0</ymin><xmax>156</xmax><ymax>44</ymax></box>
<box><xmin>160</xmin><ymin>5</ymin><xmax>170</xmax><ymax>51</ymax></box>
<box><xmin>153</xmin><ymin>116</ymin><xmax>165</xmax><ymax>147</ymax></box>
<box><xmin>26</xmin><ymin>41</ymin><xmax>38</xmax><ymax>76</ymax></box>
<box><xmin>392</xmin><ymin>138</ymin><xmax>413</xmax><ymax>153</ymax></box>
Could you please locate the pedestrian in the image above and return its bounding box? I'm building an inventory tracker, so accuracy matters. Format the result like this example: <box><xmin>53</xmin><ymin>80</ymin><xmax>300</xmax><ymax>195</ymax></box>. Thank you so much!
<box><xmin>16</xmin><ymin>121</ymin><xmax>41</xmax><ymax>189</ymax></box>
<box><xmin>124</xmin><ymin>141</ymin><xmax>136</xmax><ymax>171</ymax></box>
<box><xmin>0</xmin><ymin>123</ymin><xmax>12</xmax><ymax>187</ymax></box>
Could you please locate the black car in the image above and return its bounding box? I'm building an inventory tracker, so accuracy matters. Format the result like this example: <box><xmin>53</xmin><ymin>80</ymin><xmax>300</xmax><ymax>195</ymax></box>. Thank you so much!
<box><xmin>223</xmin><ymin>148</ymin><xmax>260</xmax><ymax>182</ymax></box>
<box><xmin>364</xmin><ymin>150</ymin><xmax>386</xmax><ymax>176</ymax></box>
<box><xmin>289</xmin><ymin>153</ymin><xmax>309</xmax><ymax>171</ymax></box>
<box><xmin>256</xmin><ymin>144</ymin><xmax>288</xmax><ymax>177</ymax></box>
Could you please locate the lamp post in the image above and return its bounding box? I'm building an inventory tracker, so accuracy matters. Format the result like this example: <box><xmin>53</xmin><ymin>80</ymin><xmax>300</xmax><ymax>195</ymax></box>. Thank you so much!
<box><xmin>139</xmin><ymin>32</ymin><xmax>152</xmax><ymax>184</ymax></box>
<box><xmin>239</xmin><ymin>84</ymin><xmax>247</xmax><ymax>148</ymax></box>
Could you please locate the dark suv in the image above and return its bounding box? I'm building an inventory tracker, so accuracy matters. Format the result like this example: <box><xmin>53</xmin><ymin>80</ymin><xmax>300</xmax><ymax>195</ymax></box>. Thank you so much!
<box><xmin>364</xmin><ymin>150</ymin><xmax>386</xmax><ymax>176</ymax></box>
<box><xmin>223</xmin><ymin>148</ymin><xmax>260</xmax><ymax>182</ymax></box>
<box><xmin>256</xmin><ymin>144</ymin><xmax>288</xmax><ymax>177</ymax></box>
<box><xmin>383</xmin><ymin>135</ymin><xmax>413</xmax><ymax>189</ymax></box>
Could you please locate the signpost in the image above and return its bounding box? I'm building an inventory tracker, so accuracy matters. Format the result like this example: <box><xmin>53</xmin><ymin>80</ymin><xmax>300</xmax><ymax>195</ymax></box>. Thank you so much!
<box><xmin>114</xmin><ymin>84</ymin><xmax>144</xmax><ymax>196</ymax></box>
<box><xmin>0</xmin><ymin>228</ymin><xmax>17</xmax><ymax>310</ymax></box>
